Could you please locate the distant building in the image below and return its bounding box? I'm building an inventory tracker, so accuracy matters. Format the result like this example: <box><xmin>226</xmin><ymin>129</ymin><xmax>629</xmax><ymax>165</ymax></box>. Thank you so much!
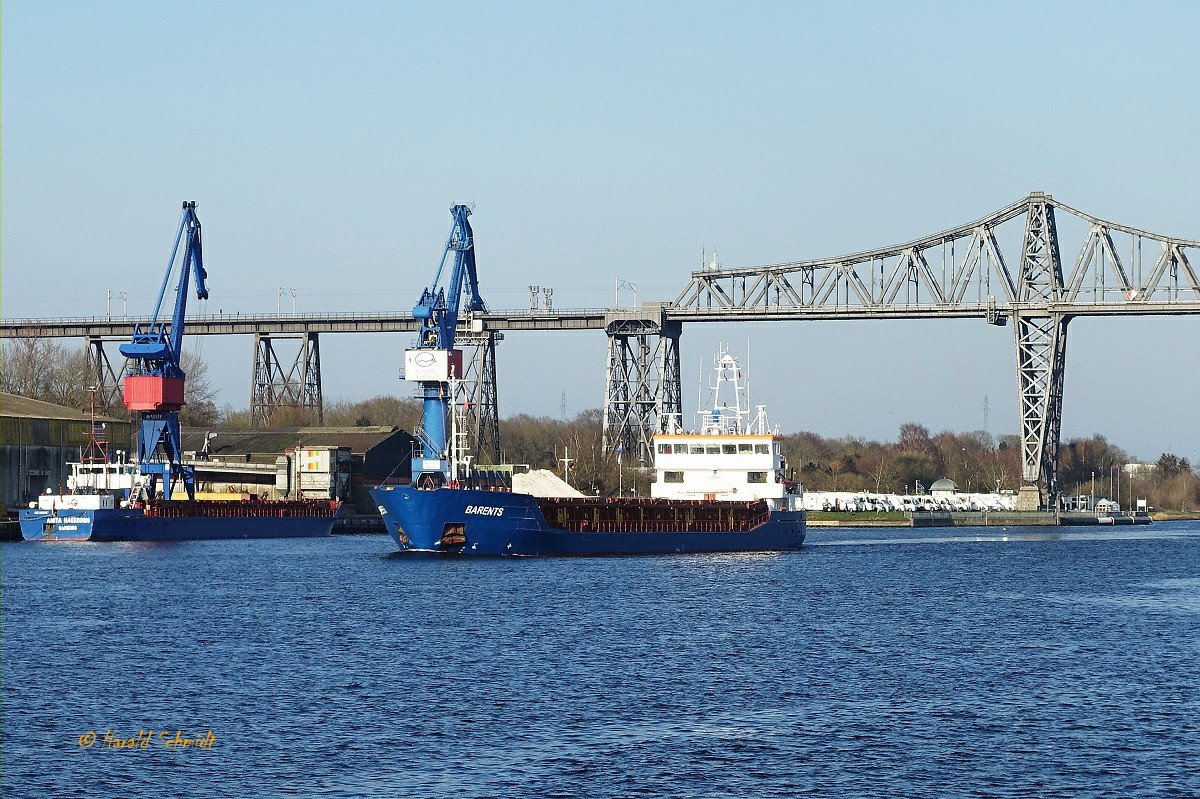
<box><xmin>1</xmin><ymin>392</ymin><xmax>132</xmax><ymax>512</ymax></box>
<box><xmin>1122</xmin><ymin>462</ymin><xmax>1157</xmax><ymax>478</ymax></box>
<box><xmin>930</xmin><ymin>478</ymin><xmax>958</xmax><ymax>497</ymax></box>
<box><xmin>1061</xmin><ymin>494</ymin><xmax>1116</xmax><ymax>512</ymax></box>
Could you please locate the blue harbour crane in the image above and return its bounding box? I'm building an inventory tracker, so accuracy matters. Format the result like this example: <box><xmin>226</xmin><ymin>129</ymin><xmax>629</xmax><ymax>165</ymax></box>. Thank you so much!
<box><xmin>119</xmin><ymin>201</ymin><xmax>209</xmax><ymax>500</ymax></box>
<box><xmin>406</xmin><ymin>204</ymin><xmax>487</xmax><ymax>488</ymax></box>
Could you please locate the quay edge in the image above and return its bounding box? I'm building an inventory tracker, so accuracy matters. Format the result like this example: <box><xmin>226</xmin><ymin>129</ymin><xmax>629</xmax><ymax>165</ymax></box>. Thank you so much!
<box><xmin>805</xmin><ymin>511</ymin><xmax>1153</xmax><ymax>528</ymax></box>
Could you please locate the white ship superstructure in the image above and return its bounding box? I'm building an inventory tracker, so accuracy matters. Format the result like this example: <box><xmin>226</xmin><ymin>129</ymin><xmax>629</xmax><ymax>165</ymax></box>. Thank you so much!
<box><xmin>66</xmin><ymin>458</ymin><xmax>138</xmax><ymax>495</ymax></box>
<box><xmin>651</xmin><ymin>346</ymin><xmax>801</xmax><ymax>511</ymax></box>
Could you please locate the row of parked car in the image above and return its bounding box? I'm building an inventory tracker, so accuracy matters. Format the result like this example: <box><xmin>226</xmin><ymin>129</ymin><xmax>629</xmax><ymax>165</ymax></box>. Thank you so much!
<box><xmin>802</xmin><ymin>491</ymin><xmax>1018</xmax><ymax>513</ymax></box>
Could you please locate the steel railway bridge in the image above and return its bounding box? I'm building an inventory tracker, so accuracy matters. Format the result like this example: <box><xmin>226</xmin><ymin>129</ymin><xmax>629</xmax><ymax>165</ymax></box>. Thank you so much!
<box><xmin>4</xmin><ymin>192</ymin><xmax>1198</xmax><ymax>509</ymax></box>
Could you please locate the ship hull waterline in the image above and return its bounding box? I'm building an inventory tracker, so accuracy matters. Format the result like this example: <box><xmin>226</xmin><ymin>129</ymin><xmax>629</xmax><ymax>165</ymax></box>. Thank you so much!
<box><xmin>371</xmin><ymin>486</ymin><xmax>806</xmax><ymax>556</ymax></box>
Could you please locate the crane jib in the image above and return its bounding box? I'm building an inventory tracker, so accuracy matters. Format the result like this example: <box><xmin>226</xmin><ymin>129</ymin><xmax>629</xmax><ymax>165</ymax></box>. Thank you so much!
<box><xmin>119</xmin><ymin>201</ymin><xmax>208</xmax><ymax>502</ymax></box>
<box><xmin>407</xmin><ymin>205</ymin><xmax>489</xmax><ymax>486</ymax></box>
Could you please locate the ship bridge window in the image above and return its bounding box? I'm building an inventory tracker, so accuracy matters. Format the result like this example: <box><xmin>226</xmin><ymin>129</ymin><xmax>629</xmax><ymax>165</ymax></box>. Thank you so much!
<box><xmin>738</xmin><ymin>444</ymin><xmax>752</xmax><ymax>454</ymax></box>
<box><xmin>657</xmin><ymin>443</ymin><xmax>672</xmax><ymax>454</ymax></box>
<box><xmin>722</xmin><ymin>444</ymin><xmax>737</xmax><ymax>454</ymax></box>
<box><xmin>705</xmin><ymin>445</ymin><xmax>720</xmax><ymax>455</ymax></box>
<box><xmin>664</xmin><ymin>471</ymin><xmax>684</xmax><ymax>483</ymax></box>
<box><xmin>690</xmin><ymin>445</ymin><xmax>706</xmax><ymax>454</ymax></box>
<box><xmin>748</xmin><ymin>471</ymin><xmax>768</xmax><ymax>483</ymax></box>
<box><xmin>754</xmin><ymin>444</ymin><xmax>769</xmax><ymax>454</ymax></box>
<box><xmin>773</xmin><ymin>443</ymin><xmax>781</xmax><ymax>455</ymax></box>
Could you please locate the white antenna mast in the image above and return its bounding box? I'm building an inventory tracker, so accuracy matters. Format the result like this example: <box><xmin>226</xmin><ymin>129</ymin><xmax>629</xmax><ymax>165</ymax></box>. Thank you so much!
<box><xmin>745</xmin><ymin>336</ymin><xmax>751</xmax><ymax>415</ymax></box>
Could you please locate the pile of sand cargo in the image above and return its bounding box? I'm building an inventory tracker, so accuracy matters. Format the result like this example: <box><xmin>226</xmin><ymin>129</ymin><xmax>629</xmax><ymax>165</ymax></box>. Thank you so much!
<box><xmin>511</xmin><ymin>469</ymin><xmax>585</xmax><ymax>498</ymax></box>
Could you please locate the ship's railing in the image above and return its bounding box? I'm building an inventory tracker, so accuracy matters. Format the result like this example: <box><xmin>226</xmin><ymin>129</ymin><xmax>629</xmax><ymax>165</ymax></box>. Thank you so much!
<box><xmin>536</xmin><ymin>497</ymin><xmax>771</xmax><ymax>533</ymax></box>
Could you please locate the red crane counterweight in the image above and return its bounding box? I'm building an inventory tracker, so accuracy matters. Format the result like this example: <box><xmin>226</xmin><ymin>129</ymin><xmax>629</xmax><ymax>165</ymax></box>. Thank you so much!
<box><xmin>123</xmin><ymin>375</ymin><xmax>186</xmax><ymax>411</ymax></box>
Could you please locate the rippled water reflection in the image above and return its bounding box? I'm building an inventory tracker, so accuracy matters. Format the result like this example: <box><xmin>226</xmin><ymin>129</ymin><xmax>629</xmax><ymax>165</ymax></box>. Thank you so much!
<box><xmin>4</xmin><ymin>522</ymin><xmax>1199</xmax><ymax>797</ymax></box>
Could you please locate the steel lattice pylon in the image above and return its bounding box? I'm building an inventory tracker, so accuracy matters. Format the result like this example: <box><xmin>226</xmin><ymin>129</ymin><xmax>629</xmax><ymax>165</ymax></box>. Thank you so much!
<box><xmin>1014</xmin><ymin>194</ymin><xmax>1068</xmax><ymax>509</ymax></box>
<box><xmin>457</xmin><ymin>329</ymin><xmax>502</xmax><ymax>466</ymax></box>
<box><xmin>86</xmin><ymin>337</ymin><xmax>129</xmax><ymax>415</ymax></box>
<box><xmin>250</xmin><ymin>332</ymin><xmax>323</xmax><ymax>426</ymax></box>
<box><xmin>601</xmin><ymin>315</ymin><xmax>682</xmax><ymax>464</ymax></box>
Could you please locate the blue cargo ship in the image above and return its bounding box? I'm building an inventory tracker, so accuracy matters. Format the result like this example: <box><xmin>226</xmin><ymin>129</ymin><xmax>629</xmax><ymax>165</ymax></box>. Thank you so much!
<box><xmin>371</xmin><ymin>486</ymin><xmax>804</xmax><ymax>555</ymax></box>
<box><xmin>19</xmin><ymin>496</ymin><xmax>339</xmax><ymax>542</ymax></box>
<box><xmin>372</xmin><ymin>345</ymin><xmax>804</xmax><ymax>556</ymax></box>
<box><xmin>18</xmin><ymin>461</ymin><xmax>340</xmax><ymax>542</ymax></box>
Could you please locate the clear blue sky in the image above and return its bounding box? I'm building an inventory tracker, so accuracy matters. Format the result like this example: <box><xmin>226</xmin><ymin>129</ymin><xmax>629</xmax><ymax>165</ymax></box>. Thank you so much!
<box><xmin>4</xmin><ymin>1</ymin><xmax>1198</xmax><ymax>462</ymax></box>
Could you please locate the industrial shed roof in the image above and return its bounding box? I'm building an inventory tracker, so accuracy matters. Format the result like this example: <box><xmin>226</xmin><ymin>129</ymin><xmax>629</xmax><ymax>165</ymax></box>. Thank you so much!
<box><xmin>0</xmin><ymin>392</ymin><xmax>124</xmax><ymax>422</ymax></box>
<box><xmin>179</xmin><ymin>426</ymin><xmax>410</xmax><ymax>457</ymax></box>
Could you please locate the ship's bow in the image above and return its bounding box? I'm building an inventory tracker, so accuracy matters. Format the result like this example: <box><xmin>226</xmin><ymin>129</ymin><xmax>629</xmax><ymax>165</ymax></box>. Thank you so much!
<box><xmin>371</xmin><ymin>485</ymin><xmax>544</xmax><ymax>554</ymax></box>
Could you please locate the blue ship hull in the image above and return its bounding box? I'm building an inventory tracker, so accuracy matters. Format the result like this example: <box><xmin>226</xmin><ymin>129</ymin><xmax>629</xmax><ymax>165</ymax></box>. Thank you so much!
<box><xmin>370</xmin><ymin>486</ymin><xmax>806</xmax><ymax>556</ymax></box>
<box><xmin>18</xmin><ymin>507</ymin><xmax>336</xmax><ymax>542</ymax></box>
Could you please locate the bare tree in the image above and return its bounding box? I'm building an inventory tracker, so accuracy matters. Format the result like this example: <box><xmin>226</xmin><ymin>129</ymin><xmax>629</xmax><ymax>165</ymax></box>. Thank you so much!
<box><xmin>2</xmin><ymin>338</ymin><xmax>91</xmax><ymax>410</ymax></box>
<box><xmin>1</xmin><ymin>338</ymin><xmax>59</xmax><ymax>399</ymax></box>
<box><xmin>869</xmin><ymin>450</ymin><xmax>891</xmax><ymax>493</ymax></box>
<box><xmin>178</xmin><ymin>351</ymin><xmax>219</xmax><ymax>426</ymax></box>
<box><xmin>321</xmin><ymin>395</ymin><xmax>422</xmax><ymax>430</ymax></box>
<box><xmin>46</xmin><ymin>347</ymin><xmax>90</xmax><ymax>409</ymax></box>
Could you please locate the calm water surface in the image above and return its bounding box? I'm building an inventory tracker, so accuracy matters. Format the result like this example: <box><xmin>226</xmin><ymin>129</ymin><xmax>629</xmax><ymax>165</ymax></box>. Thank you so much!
<box><xmin>4</xmin><ymin>522</ymin><xmax>1200</xmax><ymax>798</ymax></box>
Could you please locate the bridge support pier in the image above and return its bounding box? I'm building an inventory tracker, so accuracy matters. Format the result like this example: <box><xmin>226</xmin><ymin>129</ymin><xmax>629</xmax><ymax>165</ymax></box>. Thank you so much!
<box><xmin>86</xmin><ymin>336</ymin><xmax>128</xmax><ymax>414</ymax></box>
<box><xmin>1014</xmin><ymin>194</ymin><xmax>1068</xmax><ymax>510</ymax></box>
<box><xmin>250</xmin><ymin>332</ymin><xmax>323</xmax><ymax>426</ymax></box>
<box><xmin>458</xmin><ymin>329</ymin><xmax>502</xmax><ymax>466</ymax></box>
<box><xmin>601</xmin><ymin>310</ymin><xmax>682</xmax><ymax>465</ymax></box>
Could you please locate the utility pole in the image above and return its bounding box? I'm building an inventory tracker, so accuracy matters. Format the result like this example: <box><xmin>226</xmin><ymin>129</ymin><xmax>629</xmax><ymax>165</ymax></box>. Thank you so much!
<box><xmin>617</xmin><ymin>445</ymin><xmax>624</xmax><ymax>497</ymax></box>
<box><xmin>277</xmin><ymin>287</ymin><xmax>297</xmax><ymax>316</ymax></box>
<box><xmin>614</xmin><ymin>279</ymin><xmax>638</xmax><ymax>307</ymax></box>
<box><xmin>107</xmin><ymin>290</ymin><xmax>128</xmax><ymax>320</ymax></box>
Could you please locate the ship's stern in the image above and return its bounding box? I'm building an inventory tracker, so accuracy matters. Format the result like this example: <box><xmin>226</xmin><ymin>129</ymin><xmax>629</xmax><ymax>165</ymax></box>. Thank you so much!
<box><xmin>18</xmin><ymin>508</ymin><xmax>98</xmax><ymax>541</ymax></box>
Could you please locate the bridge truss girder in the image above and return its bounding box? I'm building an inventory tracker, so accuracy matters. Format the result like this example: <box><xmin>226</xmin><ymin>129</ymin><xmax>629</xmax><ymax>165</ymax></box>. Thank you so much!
<box><xmin>602</xmin><ymin>317</ymin><xmax>682</xmax><ymax>465</ymax></box>
<box><xmin>250</xmin><ymin>332</ymin><xmax>323</xmax><ymax>426</ymax></box>
<box><xmin>673</xmin><ymin>194</ymin><xmax>1200</xmax><ymax>316</ymax></box>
